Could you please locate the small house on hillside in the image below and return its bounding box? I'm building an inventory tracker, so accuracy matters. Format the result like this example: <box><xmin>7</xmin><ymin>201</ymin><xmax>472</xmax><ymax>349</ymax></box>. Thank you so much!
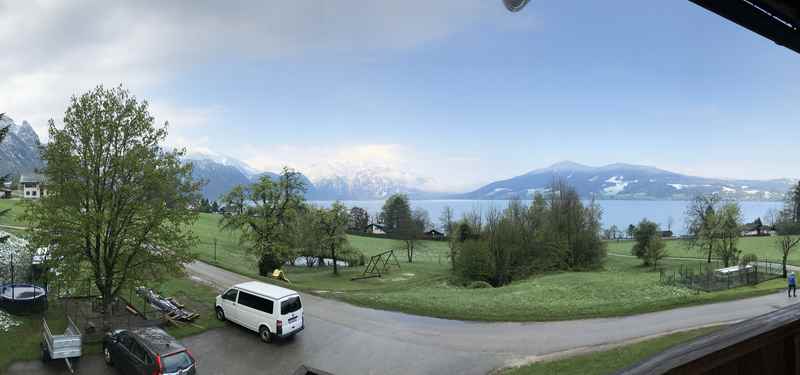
<box><xmin>660</xmin><ymin>230</ymin><xmax>674</xmax><ymax>238</ymax></box>
<box><xmin>20</xmin><ymin>174</ymin><xmax>46</xmax><ymax>199</ymax></box>
<box><xmin>424</xmin><ymin>229</ymin><xmax>445</xmax><ymax>240</ymax></box>
<box><xmin>365</xmin><ymin>224</ymin><xmax>386</xmax><ymax>235</ymax></box>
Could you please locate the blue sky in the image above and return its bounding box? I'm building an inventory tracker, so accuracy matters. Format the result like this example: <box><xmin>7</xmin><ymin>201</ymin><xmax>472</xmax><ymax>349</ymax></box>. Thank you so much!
<box><xmin>1</xmin><ymin>1</ymin><xmax>798</xmax><ymax>191</ymax></box>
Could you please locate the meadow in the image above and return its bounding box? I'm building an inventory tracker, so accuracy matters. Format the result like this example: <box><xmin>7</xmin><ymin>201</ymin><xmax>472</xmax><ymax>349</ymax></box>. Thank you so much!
<box><xmin>0</xmin><ymin>199</ymin><xmax>788</xmax><ymax>322</ymax></box>
<box><xmin>190</xmin><ymin>212</ymin><xmax>786</xmax><ymax>321</ymax></box>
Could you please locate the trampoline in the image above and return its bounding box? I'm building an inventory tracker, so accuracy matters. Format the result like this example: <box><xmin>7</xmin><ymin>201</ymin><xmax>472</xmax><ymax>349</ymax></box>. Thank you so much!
<box><xmin>0</xmin><ymin>283</ymin><xmax>48</xmax><ymax>315</ymax></box>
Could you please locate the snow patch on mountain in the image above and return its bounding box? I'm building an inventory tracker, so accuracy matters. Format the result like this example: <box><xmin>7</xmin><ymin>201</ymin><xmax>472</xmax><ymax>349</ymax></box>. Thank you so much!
<box><xmin>603</xmin><ymin>176</ymin><xmax>629</xmax><ymax>195</ymax></box>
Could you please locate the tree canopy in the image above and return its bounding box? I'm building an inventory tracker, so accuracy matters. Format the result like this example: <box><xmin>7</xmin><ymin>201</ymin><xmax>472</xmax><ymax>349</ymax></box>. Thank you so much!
<box><xmin>23</xmin><ymin>85</ymin><xmax>201</xmax><ymax>318</ymax></box>
<box><xmin>219</xmin><ymin>168</ymin><xmax>306</xmax><ymax>275</ymax></box>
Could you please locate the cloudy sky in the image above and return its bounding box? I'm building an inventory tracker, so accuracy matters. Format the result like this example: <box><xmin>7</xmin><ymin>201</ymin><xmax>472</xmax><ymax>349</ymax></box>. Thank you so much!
<box><xmin>1</xmin><ymin>1</ymin><xmax>799</xmax><ymax>192</ymax></box>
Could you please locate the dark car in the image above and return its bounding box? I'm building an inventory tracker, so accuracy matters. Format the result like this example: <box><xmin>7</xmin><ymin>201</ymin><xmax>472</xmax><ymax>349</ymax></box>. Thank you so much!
<box><xmin>103</xmin><ymin>327</ymin><xmax>196</xmax><ymax>375</ymax></box>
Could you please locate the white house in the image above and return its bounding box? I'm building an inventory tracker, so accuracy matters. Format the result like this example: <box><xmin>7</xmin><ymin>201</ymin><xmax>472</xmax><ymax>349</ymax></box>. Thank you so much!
<box><xmin>20</xmin><ymin>174</ymin><xmax>46</xmax><ymax>199</ymax></box>
<box><xmin>365</xmin><ymin>224</ymin><xmax>386</xmax><ymax>235</ymax></box>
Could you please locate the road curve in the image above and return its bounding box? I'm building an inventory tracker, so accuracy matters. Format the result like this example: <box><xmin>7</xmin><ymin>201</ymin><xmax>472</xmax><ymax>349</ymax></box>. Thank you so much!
<box><xmin>185</xmin><ymin>261</ymin><xmax>800</xmax><ymax>374</ymax></box>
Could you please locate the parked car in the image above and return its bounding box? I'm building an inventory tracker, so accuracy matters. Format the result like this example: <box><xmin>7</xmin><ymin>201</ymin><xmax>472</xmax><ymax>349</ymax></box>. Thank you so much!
<box><xmin>103</xmin><ymin>327</ymin><xmax>196</xmax><ymax>375</ymax></box>
<box><xmin>215</xmin><ymin>281</ymin><xmax>304</xmax><ymax>343</ymax></box>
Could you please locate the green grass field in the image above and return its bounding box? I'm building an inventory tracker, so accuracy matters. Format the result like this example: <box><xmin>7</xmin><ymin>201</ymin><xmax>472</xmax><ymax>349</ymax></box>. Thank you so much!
<box><xmin>501</xmin><ymin>326</ymin><xmax>722</xmax><ymax>375</ymax></box>
<box><xmin>189</xmin><ymin>212</ymin><xmax>785</xmax><ymax>321</ymax></box>
<box><xmin>0</xmin><ymin>201</ymin><xmax>788</xmax><ymax>323</ymax></box>
<box><xmin>607</xmin><ymin>236</ymin><xmax>792</xmax><ymax>264</ymax></box>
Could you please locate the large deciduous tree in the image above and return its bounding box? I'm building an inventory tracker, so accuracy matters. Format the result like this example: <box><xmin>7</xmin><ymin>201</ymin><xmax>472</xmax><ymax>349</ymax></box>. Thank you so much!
<box><xmin>685</xmin><ymin>194</ymin><xmax>722</xmax><ymax>263</ymax></box>
<box><xmin>318</xmin><ymin>202</ymin><xmax>350</xmax><ymax>275</ymax></box>
<box><xmin>348</xmin><ymin>206</ymin><xmax>369</xmax><ymax>231</ymax></box>
<box><xmin>715</xmin><ymin>202</ymin><xmax>743</xmax><ymax>267</ymax></box>
<box><xmin>439</xmin><ymin>206</ymin><xmax>457</xmax><ymax>269</ymax></box>
<box><xmin>220</xmin><ymin>168</ymin><xmax>306</xmax><ymax>276</ymax></box>
<box><xmin>23</xmin><ymin>86</ymin><xmax>201</xmax><ymax>320</ymax></box>
<box><xmin>632</xmin><ymin>219</ymin><xmax>667</xmax><ymax>269</ymax></box>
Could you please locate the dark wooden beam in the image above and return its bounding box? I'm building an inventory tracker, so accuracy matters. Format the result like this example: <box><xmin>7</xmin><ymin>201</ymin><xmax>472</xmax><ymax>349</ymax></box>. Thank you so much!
<box><xmin>690</xmin><ymin>0</ymin><xmax>800</xmax><ymax>54</ymax></box>
<box><xmin>618</xmin><ymin>304</ymin><xmax>800</xmax><ymax>374</ymax></box>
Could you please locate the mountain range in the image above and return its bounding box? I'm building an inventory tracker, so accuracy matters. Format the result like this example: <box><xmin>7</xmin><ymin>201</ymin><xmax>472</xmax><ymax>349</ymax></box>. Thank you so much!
<box><xmin>0</xmin><ymin>116</ymin><xmax>794</xmax><ymax>201</ymax></box>
<box><xmin>455</xmin><ymin>161</ymin><xmax>794</xmax><ymax>201</ymax></box>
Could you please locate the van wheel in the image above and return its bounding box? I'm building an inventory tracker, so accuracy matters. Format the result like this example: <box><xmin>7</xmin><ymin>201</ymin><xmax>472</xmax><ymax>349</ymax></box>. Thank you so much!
<box><xmin>215</xmin><ymin>307</ymin><xmax>226</xmax><ymax>322</ymax></box>
<box><xmin>259</xmin><ymin>326</ymin><xmax>273</xmax><ymax>343</ymax></box>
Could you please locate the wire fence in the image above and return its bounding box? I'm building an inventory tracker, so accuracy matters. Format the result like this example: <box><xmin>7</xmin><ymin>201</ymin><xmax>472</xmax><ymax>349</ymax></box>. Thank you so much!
<box><xmin>660</xmin><ymin>257</ymin><xmax>784</xmax><ymax>292</ymax></box>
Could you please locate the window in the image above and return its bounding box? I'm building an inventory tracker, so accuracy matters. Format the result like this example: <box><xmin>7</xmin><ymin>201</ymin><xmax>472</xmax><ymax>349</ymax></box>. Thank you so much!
<box><xmin>118</xmin><ymin>333</ymin><xmax>133</xmax><ymax>350</ymax></box>
<box><xmin>222</xmin><ymin>289</ymin><xmax>238</xmax><ymax>302</ymax></box>
<box><xmin>32</xmin><ymin>190</ymin><xmax>37</xmax><ymax>196</ymax></box>
<box><xmin>129</xmin><ymin>340</ymin><xmax>148</xmax><ymax>363</ymax></box>
<box><xmin>25</xmin><ymin>191</ymin><xmax>29</xmax><ymax>196</ymax></box>
<box><xmin>237</xmin><ymin>291</ymin><xmax>274</xmax><ymax>314</ymax></box>
<box><xmin>281</xmin><ymin>296</ymin><xmax>302</xmax><ymax>315</ymax></box>
<box><xmin>162</xmin><ymin>351</ymin><xmax>193</xmax><ymax>372</ymax></box>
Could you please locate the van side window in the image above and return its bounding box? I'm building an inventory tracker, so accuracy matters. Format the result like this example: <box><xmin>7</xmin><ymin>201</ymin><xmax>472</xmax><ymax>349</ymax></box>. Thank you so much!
<box><xmin>237</xmin><ymin>291</ymin><xmax>274</xmax><ymax>314</ymax></box>
<box><xmin>222</xmin><ymin>289</ymin><xmax>238</xmax><ymax>302</ymax></box>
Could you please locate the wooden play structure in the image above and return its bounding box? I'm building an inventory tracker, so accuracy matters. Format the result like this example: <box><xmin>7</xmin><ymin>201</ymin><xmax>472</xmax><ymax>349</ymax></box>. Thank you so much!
<box><xmin>351</xmin><ymin>250</ymin><xmax>401</xmax><ymax>281</ymax></box>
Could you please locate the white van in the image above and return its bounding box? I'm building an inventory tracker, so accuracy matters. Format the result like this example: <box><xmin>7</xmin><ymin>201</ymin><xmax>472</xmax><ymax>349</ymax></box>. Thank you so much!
<box><xmin>214</xmin><ymin>281</ymin><xmax>304</xmax><ymax>343</ymax></box>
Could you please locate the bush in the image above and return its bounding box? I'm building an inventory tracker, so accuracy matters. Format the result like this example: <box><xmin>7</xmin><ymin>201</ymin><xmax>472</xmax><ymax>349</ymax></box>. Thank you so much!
<box><xmin>257</xmin><ymin>252</ymin><xmax>283</xmax><ymax>276</ymax></box>
<box><xmin>455</xmin><ymin>240</ymin><xmax>494</xmax><ymax>284</ymax></box>
<box><xmin>466</xmin><ymin>281</ymin><xmax>493</xmax><ymax>289</ymax></box>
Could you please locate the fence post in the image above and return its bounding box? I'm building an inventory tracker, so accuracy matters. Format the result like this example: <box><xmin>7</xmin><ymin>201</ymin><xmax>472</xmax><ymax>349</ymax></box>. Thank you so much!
<box><xmin>214</xmin><ymin>238</ymin><xmax>217</xmax><ymax>262</ymax></box>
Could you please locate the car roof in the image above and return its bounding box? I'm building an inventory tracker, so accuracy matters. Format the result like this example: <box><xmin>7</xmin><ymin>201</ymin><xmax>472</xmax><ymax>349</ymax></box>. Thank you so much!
<box><xmin>234</xmin><ymin>281</ymin><xmax>299</xmax><ymax>300</ymax></box>
<box><xmin>129</xmin><ymin>327</ymin><xmax>186</xmax><ymax>356</ymax></box>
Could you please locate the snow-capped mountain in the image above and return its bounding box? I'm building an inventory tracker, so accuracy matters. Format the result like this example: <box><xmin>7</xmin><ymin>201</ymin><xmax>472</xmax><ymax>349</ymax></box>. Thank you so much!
<box><xmin>0</xmin><ymin>115</ymin><xmax>44</xmax><ymax>176</ymax></box>
<box><xmin>184</xmin><ymin>150</ymin><xmax>259</xmax><ymax>178</ymax></box>
<box><xmin>457</xmin><ymin>161</ymin><xmax>793</xmax><ymax>201</ymax></box>
<box><xmin>304</xmin><ymin>162</ymin><xmax>439</xmax><ymax>200</ymax></box>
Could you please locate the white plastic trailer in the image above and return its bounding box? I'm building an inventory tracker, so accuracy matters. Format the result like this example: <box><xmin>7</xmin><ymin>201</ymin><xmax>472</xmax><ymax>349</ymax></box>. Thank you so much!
<box><xmin>41</xmin><ymin>316</ymin><xmax>82</xmax><ymax>373</ymax></box>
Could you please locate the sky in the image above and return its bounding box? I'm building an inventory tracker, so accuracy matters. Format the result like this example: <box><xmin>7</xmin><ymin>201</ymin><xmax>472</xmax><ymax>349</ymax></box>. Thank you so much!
<box><xmin>1</xmin><ymin>0</ymin><xmax>799</xmax><ymax>192</ymax></box>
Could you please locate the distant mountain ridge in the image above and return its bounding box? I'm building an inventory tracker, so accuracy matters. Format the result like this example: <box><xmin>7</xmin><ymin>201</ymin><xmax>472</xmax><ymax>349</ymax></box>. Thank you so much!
<box><xmin>0</xmin><ymin>115</ymin><xmax>44</xmax><ymax>177</ymax></box>
<box><xmin>456</xmin><ymin>161</ymin><xmax>793</xmax><ymax>201</ymax></box>
<box><xmin>0</xmin><ymin>118</ymin><xmax>792</xmax><ymax>201</ymax></box>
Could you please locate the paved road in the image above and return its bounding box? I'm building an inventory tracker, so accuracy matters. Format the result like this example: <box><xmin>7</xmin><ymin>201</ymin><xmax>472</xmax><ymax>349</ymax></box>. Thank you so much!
<box><xmin>10</xmin><ymin>261</ymin><xmax>800</xmax><ymax>375</ymax></box>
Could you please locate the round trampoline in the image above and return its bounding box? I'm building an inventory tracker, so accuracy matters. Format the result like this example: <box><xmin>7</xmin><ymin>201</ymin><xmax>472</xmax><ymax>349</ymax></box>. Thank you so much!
<box><xmin>0</xmin><ymin>283</ymin><xmax>48</xmax><ymax>315</ymax></box>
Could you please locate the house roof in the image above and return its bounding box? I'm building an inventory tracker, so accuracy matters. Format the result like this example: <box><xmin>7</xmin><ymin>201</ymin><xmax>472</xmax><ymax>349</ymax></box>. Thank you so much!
<box><xmin>366</xmin><ymin>224</ymin><xmax>384</xmax><ymax>229</ymax></box>
<box><xmin>425</xmin><ymin>229</ymin><xmax>444</xmax><ymax>234</ymax></box>
<box><xmin>19</xmin><ymin>174</ymin><xmax>45</xmax><ymax>184</ymax></box>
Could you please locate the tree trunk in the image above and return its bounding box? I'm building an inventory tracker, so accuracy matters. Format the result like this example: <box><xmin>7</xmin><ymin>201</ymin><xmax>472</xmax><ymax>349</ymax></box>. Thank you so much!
<box><xmin>707</xmin><ymin>243</ymin><xmax>713</xmax><ymax>263</ymax></box>
<box><xmin>331</xmin><ymin>245</ymin><xmax>338</xmax><ymax>275</ymax></box>
<box><xmin>783</xmin><ymin>254</ymin><xmax>789</xmax><ymax>278</ymax></box>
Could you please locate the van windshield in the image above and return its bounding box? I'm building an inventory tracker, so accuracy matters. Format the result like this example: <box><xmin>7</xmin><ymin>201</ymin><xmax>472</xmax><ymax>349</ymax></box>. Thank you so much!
<box><xmin>281</xmin><ymin>296</ymin><xmax>302</xmax><ymax>315</ymax></box>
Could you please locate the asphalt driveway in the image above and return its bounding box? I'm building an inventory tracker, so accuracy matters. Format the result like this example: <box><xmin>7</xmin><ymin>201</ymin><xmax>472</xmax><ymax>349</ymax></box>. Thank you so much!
<box><xmin>8</xmin><ymin>261</ymin><xmax>800</xmax><ymax>374</ymax></box>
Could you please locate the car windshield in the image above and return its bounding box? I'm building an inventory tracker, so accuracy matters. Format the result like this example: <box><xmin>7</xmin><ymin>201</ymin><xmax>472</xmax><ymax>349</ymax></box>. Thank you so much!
<box><xmin>281</xmin><ymin>296</ymin><xmax>302</xmax><ymax>315</ymax></box>
<box><xmin>161</xmin><ymin>351</ymin><xmax>193</xmax><ymax>373</ymax></box>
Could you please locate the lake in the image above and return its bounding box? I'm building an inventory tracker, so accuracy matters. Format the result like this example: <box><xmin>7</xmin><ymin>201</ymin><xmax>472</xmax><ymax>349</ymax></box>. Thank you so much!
<box><xmin>309</xmin><ymin>200</ymin><xmax>785</xmax><ymax>235</ymax></box>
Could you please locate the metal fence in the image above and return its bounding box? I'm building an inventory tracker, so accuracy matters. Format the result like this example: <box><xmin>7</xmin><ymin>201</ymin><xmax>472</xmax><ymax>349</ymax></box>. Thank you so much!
<box><xmin>660</xmin><ymin>258</ymin><xmax>784</xmax><ymax>292</ymax></box>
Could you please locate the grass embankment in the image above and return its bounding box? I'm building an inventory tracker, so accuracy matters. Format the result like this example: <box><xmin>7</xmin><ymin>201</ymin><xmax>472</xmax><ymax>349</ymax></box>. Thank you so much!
<box><xmin>191</xmin><ymin>212</ymin><xmax>785</xmax><ymax>321</ymax></box>
<box><xmin>501</xmin><ymin>326</ymin><xmax>722</xmax><ymax>375</ymax></box>
<box><xmin>607</xmin><ymin>236</ymin><xmax>792</xmax><ymax>264</ymax></box>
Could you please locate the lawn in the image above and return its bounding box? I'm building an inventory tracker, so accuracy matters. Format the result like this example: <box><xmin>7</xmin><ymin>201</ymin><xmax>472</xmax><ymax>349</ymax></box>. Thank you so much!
<box><xmin>191</xmin><ymin>213</ymin><xmax>785</xmax><ymax>321</ymax></box>
<box><xmin>607</xmin><ymin>236</ymin><xmax>793</xmax><ymax>264</ymax></box>
<box><xmin>0</xmin><ymin>202</ymin><xmax>788</xmax><ymax>324</ymax></box>
<box><xmin>501</xmin><ymin>326</ymin><xmax>722</xmax><ymax>375</ymax></box>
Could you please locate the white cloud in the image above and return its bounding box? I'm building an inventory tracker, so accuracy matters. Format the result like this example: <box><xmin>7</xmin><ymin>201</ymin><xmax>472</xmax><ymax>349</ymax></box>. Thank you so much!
<box><xmin>0</xmin><ymin>0</ymin><xmax>491</xmax><ymax>140</ymax></box>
